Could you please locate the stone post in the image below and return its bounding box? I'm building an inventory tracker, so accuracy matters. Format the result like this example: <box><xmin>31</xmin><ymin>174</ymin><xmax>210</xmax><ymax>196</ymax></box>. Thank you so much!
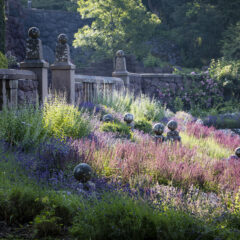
<box><xmin>50</xmin><ymin>34</ymin><xmax>75</xmax><ymax>104</ymax></box>
<box><xmin>112</xmin><ymin>50</ymin><xmax>129</xmax><ymax>88</ymax></box>
<box><xmin>20</xmin><ymin>27</ymin><xmax>49</xmax><ymax>103</ymax></box>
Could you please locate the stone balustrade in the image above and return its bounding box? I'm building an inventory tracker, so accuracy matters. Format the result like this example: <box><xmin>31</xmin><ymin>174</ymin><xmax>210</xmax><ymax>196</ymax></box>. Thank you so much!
<box><xmin>75</xmin><ymin>75</ymin><xmax>124</xmax><ymax>103</ymax></box>
<box><xmin>0</xmin><ymin>69</ymin><xmax>38</xmax><ymax>110</ymax></box>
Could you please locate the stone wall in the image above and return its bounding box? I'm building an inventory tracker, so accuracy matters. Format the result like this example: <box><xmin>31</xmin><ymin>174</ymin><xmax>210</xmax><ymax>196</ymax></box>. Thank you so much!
<box><xmin>128</xmin><ymin>72</ymin><xmax>200</xmax><ymax>102</ymax></box>
<box><xmin>0</xmin><ymin>69</ymin><xmax>38</xmax><ymax>109</ymax></box>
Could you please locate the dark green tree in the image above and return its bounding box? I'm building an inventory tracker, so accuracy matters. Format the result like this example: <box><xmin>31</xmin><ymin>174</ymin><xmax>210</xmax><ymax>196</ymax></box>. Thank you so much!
<box><xmin>0</xmin><ymin>0</ymin><xmax>5</xmax><ymax>53</ymax></box>
<box><xmin>73</xmin><ymin>0</ymin><xmax>161</xmax><ymax>60</ymax></box>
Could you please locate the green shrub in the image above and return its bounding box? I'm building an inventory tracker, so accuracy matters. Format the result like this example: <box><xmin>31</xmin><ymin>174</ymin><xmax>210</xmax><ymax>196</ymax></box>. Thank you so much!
<box><xmin>34</xmin><ymin>210</ymin><xmax>61</xmax><ymax>238</ymax></box>
<box><xmin>100</xmin><ymin>121</ymin><xmax>131</xmax><ymax>138</ymax></box>
<box><xmin>43</xmin><ymin>96</ymin><xmax>91</xmax><ymax>140</ymax></box>
<box><xmin>134</xmin><ymin>119</ymin><xmax>152</xmax><ymax>133</ymax></box>
<box><xmin>70</xmin><ymin>194</ymin><xmax>159</xmax><ymax>240</ymax></box>
<box><xmin>0</xmin><ymin>51</ymin><xmax>7</xmax><ymax>68</ymax></box>
<box><xmin>0</xmin><ymin>187</ymin><xmax>44</xmax><ymax>224</ymax></box>
<box><xmin>0</xmin><ymin>104</ymin><xmax>48</xmax><ymax>150</ymax></box>
<box><xmin>143</xmin><ymin>53</ymin><xmax>164</xmax><ymax>68</ymax></box>
<box><xmin>209</xmin><ymin>58</ymin><xmax>240</xmax><ymax>100</ymax></box>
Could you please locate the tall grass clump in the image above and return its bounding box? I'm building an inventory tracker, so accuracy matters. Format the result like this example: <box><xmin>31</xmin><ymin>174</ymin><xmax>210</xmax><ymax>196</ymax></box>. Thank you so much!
<box><xmin>0</xmin><ymin>104</ymin><xmax>48</xmax><ymax>150</ymax></box>
<box><xmin>130</xmin><ymin>94</ymin><xmax>165</xmax><ymax>122</ymax></box>
<box><xmin>96</xmin><ymin>89</ymin><xmax>165</xmax><ymax>122</ymax></box>
<box><xmin>43</xmin><ymin>96</ymin><xmax>91</xmax><ymax>140</ymax></box>
<box><xmin>95</xmin><ymin>89</ymin><xmax>134</xmax><ymax>113</ymax></box>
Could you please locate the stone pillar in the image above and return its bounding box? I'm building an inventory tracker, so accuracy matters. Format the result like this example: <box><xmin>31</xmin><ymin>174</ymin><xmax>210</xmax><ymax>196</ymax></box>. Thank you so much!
<box><xmin>50</xmin><ymin>34</ymin><xmax>76</xmax><ymax>104</ymax></box>
<box><xmin>20</xmin><ymin>27</ymin><xmax>49</xmax><ymax>103</ymax></box>
<box><xmin>112</xmin><ymin>50</ymin><xmax>129</xmax><ymax>88</ymax></box>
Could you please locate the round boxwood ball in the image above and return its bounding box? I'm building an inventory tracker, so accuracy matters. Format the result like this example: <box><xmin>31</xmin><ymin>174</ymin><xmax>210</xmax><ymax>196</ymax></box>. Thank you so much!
<box><xmin>73</xmin><ymin>163</ymin><xmax>92</xmax><ymax>183</ymax></box>
<box><xmin>153</xmin><ymin>123</ymin><xmax>165</xmax><ymax>135</ymax></box>
<box><xmin>235</xmin><ymin>147</ymin><xmax>240</xmax><ymax>158</ymax></box>
<box><xmin>124</xmin><ymin>113</ymin><xmax>134</xmax><ymax>124</ymax></box>
<box><xmin>167</xmin><ymin>120</ymin><xmax>178</xmax><ymax>131</ymax></box>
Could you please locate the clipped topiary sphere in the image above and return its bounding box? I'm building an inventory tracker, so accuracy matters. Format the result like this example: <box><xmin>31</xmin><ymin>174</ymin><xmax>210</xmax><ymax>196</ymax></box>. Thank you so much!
<box><xmin>73</xmin><ymin>163</ymin><xmax>92</xmax><ymax>183</ymax></box>
<box><xmin>124</xmin><ymin>113</ymin><xmax>134</xmax><ymax>124</ymax></box>
<box><xmin>103</xmin><ymin>114</ymin><xmax>113</xmax><ymax>123</ymax></box>
<box><xmin>153</xmin><ymin>123</ymin><xmax>165</xmax><ymax>135</ymax></box>
<box><xmin>235</xmin><ymin>147</ymin><xmax>240</xmax><ymax>158</ymax></box>
<box><xmin>167</xmin><ymin>120</ymin><xmax>178</xmax><ymax>131</ymax></box>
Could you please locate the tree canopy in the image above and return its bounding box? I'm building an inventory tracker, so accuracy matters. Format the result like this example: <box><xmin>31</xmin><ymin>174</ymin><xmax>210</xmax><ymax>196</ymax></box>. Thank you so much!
<box><xmin>73</xmin><ymin>0</ymin><xmax>160</xmax><ymax>60</ymax></box>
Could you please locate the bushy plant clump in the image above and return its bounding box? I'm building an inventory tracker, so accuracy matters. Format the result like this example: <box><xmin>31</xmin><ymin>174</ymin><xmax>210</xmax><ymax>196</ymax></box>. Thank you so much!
<box><xmin>43</xmin><ymin>96</ymin><xmax>91</xmax><ymax>140</ymax></box>
<box><xmin>0</xmin><ymin>104</ymin><xmax>48</xmax><ymax>150</ymax></box>
<box><xmin>100</xmin><ymin>121</ymin><xmax>132</xmax><ymax>138</ymax></box>
<box><xmin>0</xmin><ymin>97</ymin><xmax>92</xmax><ymax>149</ymax></box>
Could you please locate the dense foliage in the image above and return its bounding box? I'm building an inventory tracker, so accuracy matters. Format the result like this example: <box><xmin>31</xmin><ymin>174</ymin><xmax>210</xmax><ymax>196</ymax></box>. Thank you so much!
<box><xmin>73</xmin><ymin>0</ymin><xmax>161</xmax><ymax>60</ymax></box>
<box><xmin>0</xmin><ymin>0</ymin><xmax>5</xmax><ymax>53</ymax></box>
<box><xmin>141</xmin><ymin>0</ymin><xmax>240</xmax><ymax>67</ymax></box>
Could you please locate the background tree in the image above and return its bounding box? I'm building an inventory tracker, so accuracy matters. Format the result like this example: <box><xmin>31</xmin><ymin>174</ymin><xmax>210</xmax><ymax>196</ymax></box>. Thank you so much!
<box><xmin>73</xmin><ymin>0</ymin><xmax>161</xmax><ymax>61</ymax></box>
<box><xmin>0</xmin><ymin>0</ymin><xmax>5</xmax><ymax>53</ymax></box>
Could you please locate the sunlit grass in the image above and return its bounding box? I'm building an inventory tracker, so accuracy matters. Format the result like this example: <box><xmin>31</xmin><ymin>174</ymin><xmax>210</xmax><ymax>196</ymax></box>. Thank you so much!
<box><xmin>181</xmin><ymin>132</ymin><xmax>232</xmax><ymax>160</ymax></box>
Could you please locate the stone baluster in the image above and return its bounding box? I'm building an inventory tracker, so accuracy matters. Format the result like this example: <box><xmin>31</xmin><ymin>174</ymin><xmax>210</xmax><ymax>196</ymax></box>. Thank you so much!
<box><xmin>112</xmin><ymin>50</ymin><xmax>130</xmax><ymax>88</ymax></box>
<box><xmin>50</xmin><ymin>34</ymin><xmax>76</xmax><ymax>104</ymax></box>
<box><xmin>20</xmin><ymin>27</ymin><xmax>49</xmax><ymax>103</ymax></box>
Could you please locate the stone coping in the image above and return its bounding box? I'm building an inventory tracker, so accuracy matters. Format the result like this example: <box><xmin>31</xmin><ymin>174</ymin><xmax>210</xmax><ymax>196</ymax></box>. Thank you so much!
<box><xmin>0</xmin><ymin>69</ymin><xmax>36</xmax><ymax>80</ymax></box>
<box><xmin>20</xmin><ymin>61</ymin><xmax>49</xmax><ymax>68</ymax></box>
<box><xmin>75</xmin><ymin>74</ymin><xmax>123</xmax><ymax>84</ymax></box>
<box><xmin>140</xmin><ymin>73</ymin><xmax>182</xmax><ymax>78</ymax></box>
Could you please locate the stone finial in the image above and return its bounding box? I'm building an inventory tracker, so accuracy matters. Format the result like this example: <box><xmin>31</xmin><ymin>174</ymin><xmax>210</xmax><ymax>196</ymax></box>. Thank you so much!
<box><xmin>115</xmin><ymin>50</ymin><xmax>127</xmax><ymax>73</ymax></box>
<box><xmin>153</xmin><ymin>123</ymin><xmax>165</xmax><ymax>135</ymax></box>
<box><xmin>235</xmin><ymin>147</ymin><xmax>240</xmax><ymax>158</ymax></box>
<box><xmin>55</xmin><ymin>33</ymin><xmax>71</xmax><ymax>64</ymax></box>
<box><xmin>28</xmin><ymin>0</ymin><xmax>32</xmax><ymax>9</ymax></box>
<box><xmin>166</xmin><ymin>120</ymin><xmax>181</xmax><ymax>142</ymax></box>
<box><xmin>25</xmin><ymin>27</ymin><xmax>43</xmax><ymax>61</ymax></box>
<box><xmin>153</xmin><ymin>123</ymin><xmax>165</xmax><ymax>142</ymax></box>
<box><xmin>167</xmin><ymin>120</ymin><xmax>178</xmax><ymax>131</ymax></box>
<box><xmin>103</xmin><ymin>114</ymin><xmax>114</xmax><ymax>123</ymax></box>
